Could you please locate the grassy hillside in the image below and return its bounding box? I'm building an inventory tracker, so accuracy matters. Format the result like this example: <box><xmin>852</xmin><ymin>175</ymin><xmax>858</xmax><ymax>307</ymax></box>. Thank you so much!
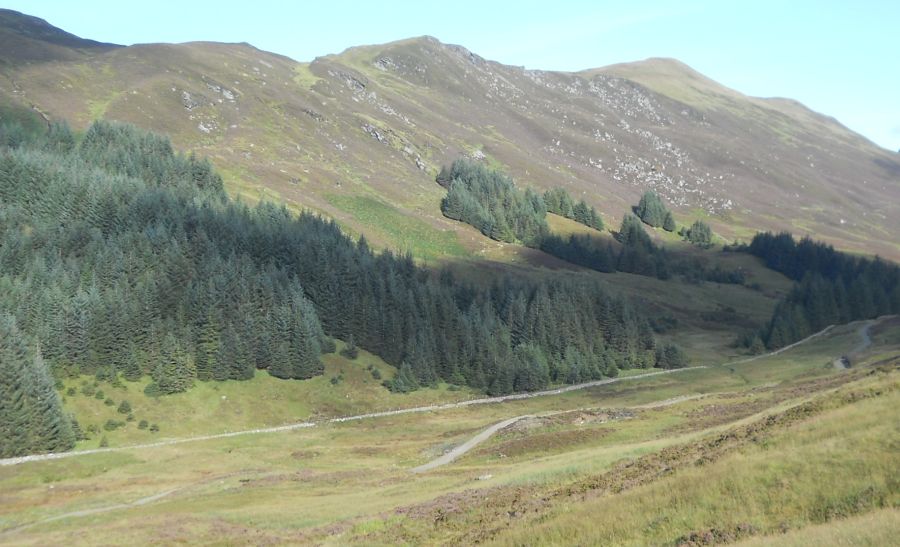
<box><xmin>1</xmin><ymin>10</ymin><xmax>898</xmax><ymax>545</ymax></box>
<box><xmin>0</xmin><ymin>11</ymin><xmax>898</xmax><ymax>263</ymax></box>
<box><xmin>488</xmin><ymin>375</ymin><xmax>898</xmax><ymax>546</ymax></box>
<box><xmin>58</xmin><ymin>341</ymin><xmax>477</xmax><ymax>448</ymax></box>
<box><xmin>1</xmin><ymin>318</ymin><xmax>896</xmax><ymax>544</ymax></box>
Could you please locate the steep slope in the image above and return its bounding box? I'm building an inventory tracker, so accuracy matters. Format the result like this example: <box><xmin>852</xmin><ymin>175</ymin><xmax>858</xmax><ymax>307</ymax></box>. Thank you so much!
<box><xmin>0</xmin><ymin>9</ymin><xmax>118</xmax><ymax>65</ymax></box>
<box><xmin>0</xmin><ymin>11</ymin><xmax>897</xmax><ymax>261</ymax></box>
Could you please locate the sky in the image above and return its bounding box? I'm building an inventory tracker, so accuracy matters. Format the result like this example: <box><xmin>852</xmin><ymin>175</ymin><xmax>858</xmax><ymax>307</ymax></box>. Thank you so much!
<box><xmin>7</xmin><ymin>0</ymin><xmax>900</xmax><ymax>151</ymax></box>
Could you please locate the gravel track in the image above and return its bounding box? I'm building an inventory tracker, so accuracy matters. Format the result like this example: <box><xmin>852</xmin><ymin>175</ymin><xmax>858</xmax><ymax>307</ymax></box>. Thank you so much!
<box><xmin>408</xmin><ymin>317</ymin><xmax>891</xmax><ymax>473</ymax></box>
<box><xmin>0</xmin><ymin>318</ymin><xmax>887</xmax><ymax>535</ymax></box>
<box><xmin>2</xmin><ymin>319</ymin><xmax>872</xmax><ymax>468</ymax></box>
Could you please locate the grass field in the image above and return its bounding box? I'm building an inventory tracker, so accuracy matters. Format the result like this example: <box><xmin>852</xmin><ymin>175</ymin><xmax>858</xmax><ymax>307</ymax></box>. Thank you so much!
<box><xmin>325</xmin><ymin>193</ymin><xmax>468</xmax><ymax>260</ymax></box>
<box><xmin>1</xmin><ymin>318</ymin><xmax>897</xmax><ymax>545</ymax></box>
<box><xmin>58</xmin><ymin>341</ymin><xmax>479</xmax><ymax>448</ymax></box>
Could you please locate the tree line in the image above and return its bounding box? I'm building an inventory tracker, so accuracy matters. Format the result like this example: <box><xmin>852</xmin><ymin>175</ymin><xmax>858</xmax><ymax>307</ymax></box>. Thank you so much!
<box><xmin>438</xmin><ymin>160</ymin><xmax>741</xmax><ymax>284</ymax></box>
<box><xmin>437</xmin><ymin>160</ymin><xmax>549</xmax><ymax>246</ymax></box>
<box><xmin>543</xmin><ymin>187</ymin><xmax>604</xmax><ymax>230</ymax></box>
<box><xmin>0</xmin><ymin>120</ymin><xmax>682</xmax><ymax>456</ymax></box>
<box><xmin>738</xmin><ymin>232</ymin><xmax>900</xmax><ymax>350</ymax></box>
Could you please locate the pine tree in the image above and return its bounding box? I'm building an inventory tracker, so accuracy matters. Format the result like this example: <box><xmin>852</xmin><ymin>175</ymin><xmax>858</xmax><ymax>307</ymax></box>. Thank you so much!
<box><xmin>589</xmin><ymin>207</ymin><xmax>605</xmax><ymax>231</ymax></box>
<box><xmin>0</xmin><ymin>316</ymin><xmax>75</xmax><ymax>457</ymax></box>
<box><xmin>604</xmin><ymin>350</ymin><xmax>619</xmax><ymax>377</ymax></box>
<box><xmin>748</xmin><ymin>335</ymin><xmax>765</xmax><ymax>355</ymax></box>
<box><xmin>152</xmin><ymin>334</ymin><xmax>195</xmax><ymax>394</ymax></box>
<box><xmin>636</xmin><ymin>190</ymin><xmax>668</xmax><ymax>228</ymax></box>
<box><xmin>512</xmin><ymin>344</ymin><xmax>549</xmax><ymax>392</ymax></box>
<box><xmin>121</xmin><ymin>341</ymin><xmax>143</xmax><ymax>381</ymax></box>
<box><xmin>195</xmin><ymin>313</ymin><xmax>221</xmax><ymax>381</ymax></box>
<box><xmin>69</xmin><ymin>414</ymin><xmax>86</xmax><ymax>441</ymax></box>
<box><xmin>384</xmin><ymin>362</ymin><xmax>419</xmax><ymax>393</ymax></box>
<box><xmin>267</xmin><ymin>340</ymin><xmax>293</xmax><ymax>379</ymax></box>
<box><xmin>573</xmin><ymin>200</ymin><xmax>591</xmax><ymax>225</ymax></box>
<box><xmin>0</xmin><ymin>315</ymin><xmax>31</xmax><ymax>457</ymax></box>
<box><xmin>663</xmin><ymin>211</ymin><xmax>676</xmax><ymax>232</ymax></box>
<box><xmin>440</xmin><ymin>182</ymin><xmax>468</xmax><ymax>221</ymax></box>
<box><xmin>685</xmin><ymin>220</ymin><xmax>712</xmax><ymax>247</ymax></box>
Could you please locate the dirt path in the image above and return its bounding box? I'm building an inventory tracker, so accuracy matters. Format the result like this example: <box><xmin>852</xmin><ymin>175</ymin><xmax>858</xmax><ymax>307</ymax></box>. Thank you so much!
<box><xmin>725</xmin><ymin>324</ymin><xmax>836</xmax><ymax>366</ymax></box>
<box><xmin>0</xmin><ymin>474</ymin><xmax>237</xmax><ymax>538</ymax></box>
<box><xmin>0</xmin><ymin>368</ymin><xmax>708</xmax><ymax>467</ymax></box>
<box><xmin>633</xmin><ymin>393</ymin><xmax>706</xmax><ymax>409</ymax></box>
<box><xmin>411</xmin><ymin>415</ymin><xmax>534</xmax><ymax>473</ymax></box>
<box><xmin>0</xmin><ymin>422</ymin><xmax>317</xmax><ymax>467</ymax></box>
<box><xmin>1</xmin><ymin>318</ymin><xmax>889</xmax><ymax>537</ymax></box>
<box><xmin>850</xmin><ymin>320</ymin><xmax>875</xmax><ymax>354</ymax></box>
<box><xmin>412</xmin><ymin>393</ymin><xmax>707</xmax><ymax>473</ymax></box>
<box><xmin>409</xmin><ymin>317</ymin><xmax>891</xmax><ymax>473</ymax></box>
<box><xmin>833</xmin><ymin>319</ymin><xmax>877</xmax><ymax>369</ymax></box>
<box><xmin>4</xmin><ymin>319</ymin><xmax>881</xmax><ymax>468</ymax></box>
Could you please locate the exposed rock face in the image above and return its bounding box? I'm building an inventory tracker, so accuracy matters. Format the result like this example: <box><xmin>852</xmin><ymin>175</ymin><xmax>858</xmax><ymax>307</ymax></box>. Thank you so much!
<box><xmin>181</xmin><ymin>90</ymin><xmax>201</xmax><ymax>111</ymax></box>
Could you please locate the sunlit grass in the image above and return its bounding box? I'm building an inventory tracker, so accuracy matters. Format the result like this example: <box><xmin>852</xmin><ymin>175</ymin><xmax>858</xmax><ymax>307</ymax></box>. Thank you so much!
<box><xmin>2</xmin><ymin>322</ymin><xmax>896</xmax><ymax>545</ymax></box>
<box><xmin>489</xmin><ymin>380</ymin><xmax>899</xmax><ymax>546</ymax></box>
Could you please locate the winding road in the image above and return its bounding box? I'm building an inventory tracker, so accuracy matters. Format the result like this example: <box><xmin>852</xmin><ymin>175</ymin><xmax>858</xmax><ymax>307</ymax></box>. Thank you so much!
<box><xmin>411</xmin><ymin>415</ymin><xmax>534</xmax><ymax>473</ymax></box>
<box><xmin>0</xmin><ymin>368</ymin><xmax>706</xmax><ymax>467</ymax></box>
<box><xmin>1</xmin><ymin>318</ymin><xmax>886</xmax><ymax>469</ymax></box>
<box><xmin>833</xmin><ymin>319</ymin><xmax>877</xmax><ymax>369</ymax></box>
<box><xmin>408</xmin><ymin>317</ymin><xmax>890</xmax><ymax>473</ymax></box>
<box><xmin>0</xmin><ymin>474</ymin><xmax>235</xmax><ymax>539</ymax></box>
<box><xmin>1</xmin><ymin>317</ymin><xmax>891</xmax><ymax>537</ymax></box>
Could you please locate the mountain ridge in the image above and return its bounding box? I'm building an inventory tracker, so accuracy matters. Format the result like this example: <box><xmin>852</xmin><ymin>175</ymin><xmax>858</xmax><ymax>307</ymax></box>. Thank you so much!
<box><xmin>1</xmin><ymin>10</ymin><xmax>897</xmax><ymax>261</ymax></box>
<box><xmin>0</xmin><ymin>8</ymin><xmax>119</xmax><ymax>65</ymax></box>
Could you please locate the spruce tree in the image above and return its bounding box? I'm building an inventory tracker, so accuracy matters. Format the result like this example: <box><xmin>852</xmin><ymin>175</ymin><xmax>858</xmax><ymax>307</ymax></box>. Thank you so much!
<box><xmin>636</xmin><ymin>190</ymin><xmax>667</xmax><ymax>228</ymax></box>
<box><xmin>153</xmin><ymin>334</ymin><xmax>195</xmax><ymax>394</ymax></box>
<box><xmin>121</xmin><ymin>341</ymin><xmax>143</xmax><ymax>381</ymax></box>
<box><xmin>663</xmin><ymin>211</ymin><xmax>676</xmax><ymax>232</ymax></box>
<box><xmin>0</xmin><ymin>315</ymin><xmax>75</xmax><ymax>457</ymax></box>
<box><xmin>195</xmin><ymin>314</ymin><xmax>220</xmax><ymax>381</ymax></box>
<box><xmin>685</xmin><ymin>220</ymin><xmax>712</xmax><ymax>247</ymax></box>
<box><xmin>384</xmin><ymin>362</ymin><xmax>419</xmax><ymax>393</ymax></box>
<box><xmin>0</xmin><ymin>315</ymin><xmax>31</xmax><ymax>457</ymax></box>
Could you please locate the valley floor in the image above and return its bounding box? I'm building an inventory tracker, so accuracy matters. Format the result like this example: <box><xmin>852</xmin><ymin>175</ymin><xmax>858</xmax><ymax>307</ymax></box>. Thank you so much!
<box><xmin>0</xmin><ymin>318</ymin><xmax>898</xmax><ymax>545</ymax></box>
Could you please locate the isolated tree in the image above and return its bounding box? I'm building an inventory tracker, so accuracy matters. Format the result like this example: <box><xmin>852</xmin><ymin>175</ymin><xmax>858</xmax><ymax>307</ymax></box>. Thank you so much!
<box><xmin>69</xmin><ymin>414</ymin><xmax>86</xmax><ymax>441</ymax></box>
<box><xmin>663</xmin><ymin>211</ymin><xmax>676</xmax><ymax>232</ymax></box>
<box><xmin>636</xmin><ymin>190</ymin><xmax>668</xmax><ymax>228</ymax></box>
<box><xmin>685</xmin><ymin>220</ymin><xmax>712</xmax><ymax>247</ymax></box>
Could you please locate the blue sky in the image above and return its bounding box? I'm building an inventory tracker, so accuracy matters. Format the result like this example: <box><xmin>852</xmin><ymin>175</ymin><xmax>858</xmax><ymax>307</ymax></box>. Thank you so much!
<box><xmin>8</xmin><ymin>0</ymin><xmax>899</xmax><ymax>151</ymax></box>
